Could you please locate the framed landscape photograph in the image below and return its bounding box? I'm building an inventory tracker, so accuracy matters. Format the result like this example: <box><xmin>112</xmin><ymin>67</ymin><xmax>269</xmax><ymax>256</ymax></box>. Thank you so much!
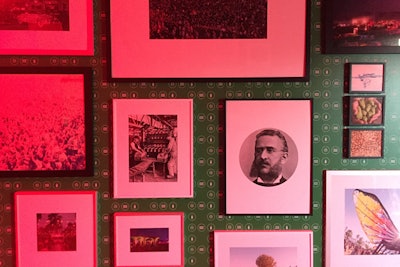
<box><xmin>213</xmin><ymin>230</ymin><xmax>313</xmax><ymax>267</ymax></box>
<box><xmin>110</xmin><ymin>0</ymin><xmax>309</xmax><ymax>79</ymax></box>
<box><xmin>113</xmin><ymin>212</ymin><xmax>184</xmax><ymax>267</ymax></box>
<box><xmin>0</xmin><ymin>0</ymin><xmax>93</xmax><ymax>55</ymax></box>
<box><xmin>225</xmin><ymin>100</ymin><xmax>312</xmax><ymax>214</ymax></box>
<box><xmin>14</xmin><ymin>191</ymin><xmax>97</xmax><ymax>267</ymax></box>
<box><xmin>0</xmin><ymin>67</ymin><xmax>93</xmax><ymax>177</ymax></box>
<box><xmin>324</xmin><ymin>0</ymin><xmax>400</xmax><ymax>53</ymax></box>
<box><xmin>112</xmin><ymin>99</ymin><xmax>193</xmax><ymax>198</ymax></box>
<box><xmin>349</xmin><ymin>63</ymin><xmax>385</xmax><ymax>93</ymax></box>
<box><xmin>325</xmin><ymin>170</ymin><xmax>400</xmax><ymax>266</ymax></box>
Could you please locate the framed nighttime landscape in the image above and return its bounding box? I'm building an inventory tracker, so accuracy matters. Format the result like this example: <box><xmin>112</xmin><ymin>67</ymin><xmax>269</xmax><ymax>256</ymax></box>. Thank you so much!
<box><xmin>110</xmin><ymin>0</ymin><xmax>309</xmax><ymax>79</ymax></box>
<box><xmin>0</xmin><ymin>67</ymin><xmax>93</xmax><ymax>177</ymax></box>
<box><xmin>324</xmin><ymin>0</ymin><xmax>400</xmax><ymax>53</ymax></box>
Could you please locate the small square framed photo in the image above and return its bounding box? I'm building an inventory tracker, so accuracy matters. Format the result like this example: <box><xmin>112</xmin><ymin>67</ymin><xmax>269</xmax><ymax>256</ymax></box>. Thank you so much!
<box><xmin>225</xmin><ymin>100</ymin><xmax>312</xmax><ymax>214</ymax></box>
<box><xmin>213</xmin><ymin>230</ymin><xmax>313</xmax><ymax>267</ymax></box>
<box><xmin>113</xmin><ymin>212</ymin><xmax>184</xmax><ymax>267</ymax></box>
<box><xmin>325</xmin><ymin>170</ymin><xmax>400</xmax><ymax>266</ymax></box>
<box><xmin>112</xmin><ymin>99</ymin><xmax>193</xmax><ymax>198</ymax></box>
<box><xmin>0</xmin><ymin>0</ymin><xmax>93</xmax><ymax>55</ymax></box>
<box><xmin>14</xmin><ymin>191</ymin><xmax>97</xmax><ymax>267</ymax></box>
<box><xmin>349</xmin><ymin>96</ymin><xmax>384</xmax><ymax>126</ymax></box>
<box><xmin>349</xmin><ymin>63</ymin><xmax>385</xmax><ymax>93</ymax></box>
<box><xmin>348</xmin><ymin>128</ymin><xmax>384</xmax><ymax>158</ymax></box>
<box><xmin>0</xmin><ymin>67</ymin><xmax>93</xmax><ymax>177</ymax></box>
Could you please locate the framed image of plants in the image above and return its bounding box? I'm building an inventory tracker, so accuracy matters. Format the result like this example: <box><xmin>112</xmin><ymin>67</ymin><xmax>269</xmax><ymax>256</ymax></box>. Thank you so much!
<box><xmin>225</xmin><ymin>99</ymin><xmax>312</xmax><ymax>214</ymax></box>
<box><xmin>0</xmin><ymin>67</ymin><xmax>93</xmax><ymax>177</ymax></box>
<box><xmin>325</xmin><ymin>170</ymin><xmax>400</xmax><ymax>266</ymax></box>
<box><xmin>213</xmin><ymin>230</ymin><xmax>313</xmax><ymax>267</ymax></box>
<box><xmin>14</xmin><ymin>191</ymin><xmax>97</xmax><ymax>267</ymax></box>
<box><xmin>0</xmin><ymin>0</ymin><xmax>93</xmax><ymax>55</ymax></box>
<box><xmin>349</xmin><ymin>96</ymin><xmax>384</xmax><ymax>126</ymax></box>
<box><xmin>112</xmin><ymin>99</ymin><xmax>193</xmax><ymax>198</ymax></box>
<box><xmin>110</xmin><ymin>0</ymin><xmax>309</xmax><ymax>79</ymax></box>
<box><xmin>113</xmin><ymin>212</ymin><xmax>184</xmax><ymax>267</ymax></box>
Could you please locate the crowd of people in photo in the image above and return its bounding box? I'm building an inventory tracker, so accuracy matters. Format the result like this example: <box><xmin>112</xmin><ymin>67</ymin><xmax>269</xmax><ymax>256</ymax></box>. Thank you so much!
<box><xmin>150</xmin><ymin>0</ymin><xmax>267</xmax><ymax>39</ymax></box>
<box><xmin>0</xmin><ymin>88</ymin><xmax>86</xmax><ymax>171</ymax></box>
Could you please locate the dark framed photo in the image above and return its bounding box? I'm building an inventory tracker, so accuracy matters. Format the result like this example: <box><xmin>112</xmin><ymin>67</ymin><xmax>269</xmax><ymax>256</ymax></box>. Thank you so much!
<box><xmin>349</xmin><ymin>96</ymin><xmax>384</xmax><ymax>126</ymax></box>
<box><xmin>348</xmin><ymin>128</ymin><xmax>384</xmax><ymax>158</ymax></box>
<box><xmin>112</xmin><ymin>99</ymin><xmax>193</xmax><ymax>198</ymax></box>
<box><xmin>225</xmin><ymin>100</ymin><xmax>312</xmax><ymax>214</ymax></box>
<box><xmin>14</xmin><ymin>191</ymin><xmax>97</xmax><ymax>267</ymax></box>
<box><xmin>114</xmin><ymin>212</ymin><xmax>184</xmax><ymax>267</ymax></box>
<box><xmin>324</xmin><ymin>0</ymin><xmax>400</xmax><ymax>53</ymax></box>
<box><xmin>349</xmin><ymin>63</ymin><xmax>385</xmax><ymax>93</ymax></box>
<box><xmin>110</xmin><ymin>0</ymin><xmax>309</xmax><ymax>79</ymax></box>
<box><xmin>325</xmin><ymin>170</ymin><xmax>400</xmax><ymax>266</ymax></box>
<box><xmin>0</xmin><ymin>0</ymin><xmax>93</xmax><ymax>55</ymax></box>
<box><xmin>0</xmin><ymin>67</ymin><xmax>93</xmax><ymax>177</ymax></box>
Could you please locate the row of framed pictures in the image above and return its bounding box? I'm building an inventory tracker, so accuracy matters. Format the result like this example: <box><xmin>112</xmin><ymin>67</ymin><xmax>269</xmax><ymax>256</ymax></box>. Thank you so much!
<box><xmin>17</xmin><ymin>170</ymin><xmax>399</xmax><ymax>267</ymax></box>
<box><xmin>14</xmin><ymin>190</ymin><xmax>314</xmax><ymax>267</ymax></box>
<box><xmin>343</xmin><ymin>63</ymin><xmax>385</xmax><ymax>158</ymax></box>
<box><xmin>0</xmin><ymin>67</ymin><xmax>313</xmax><ymax>215</ymax></box>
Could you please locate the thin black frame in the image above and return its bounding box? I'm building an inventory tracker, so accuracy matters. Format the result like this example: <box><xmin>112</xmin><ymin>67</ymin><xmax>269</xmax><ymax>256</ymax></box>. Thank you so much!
<box><xmin>0</xmin><ymin>67</ymin><xmax>93</xmax><ymax>177</ymax></box>
<box><xmin>348</xmin><ymin>128</ymin><xmax>384</xmax><ymax>158</ymax></box>
<box><xmin>349</xmin><ymin>96</ymin><xmax>384</xmax><ymax>126</ymax></box>
<box><xmin>349</xmin><ymin>63</ymin><xmax>385</xmax><ymax>93</ymax></box>
<box><xmin>323</xmin><ymin>0</ymin><xmax>400</xmax><ymax>54</ymax></box>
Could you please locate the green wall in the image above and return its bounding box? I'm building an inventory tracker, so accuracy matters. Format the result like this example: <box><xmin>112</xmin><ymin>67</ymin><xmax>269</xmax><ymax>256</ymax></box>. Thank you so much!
<box><xmin>1</xmin><ymin>0</ymin><xmax>400</xmax><ymax>266</ymax></box>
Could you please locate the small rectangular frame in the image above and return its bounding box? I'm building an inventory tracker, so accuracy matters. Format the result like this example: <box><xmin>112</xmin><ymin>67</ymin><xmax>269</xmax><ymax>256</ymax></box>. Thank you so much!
<box><xmin>349</xmin><ymin>63</ymin><xmax>385</xmax><ymax>93</ymax></box>
<box><xmin>325</xmin><ymin>170</ymin><xmax>400</xmax><ymax>266</ymax></box>
<box><xmin>112</xmin><ymin>99</ymin><xmax>193</xmax><ymax>198</ymax></box>
<box><xmin>113</xmin><ymin>212</ymin><xmax>184</xmax><ymax>267</ymax></box>
<box><xmin>14</xmin><ymin>191</ymin><xmax>97</xmax><ymax>267</ymax></box>
<box><xmin>0</xmin><ymin>67</ymin><xmax>93</xmax><ymax>177</ymax></box>
<box><xmin>225</xmin><ymin>99</ymin><xmax>312</xmax><ymax>214</ymax></box>
<box><xmin>0</xmin><ymin>0</ymin><xmax>93</xmax><ymax>55</ymax></box>
<box><xmin>348</xmin><ymin>128</ymin><xmax>384</xmax><ymax>158</ymax></box>
<box><xmin>349</xmin><ymin>96</ymin><xmax>384</xmax><ymax>126</ymax></box>
<box><xmin>213</xmin><ymin>230</ymin><xmax>313</xmax><ymax>267</ymax></box>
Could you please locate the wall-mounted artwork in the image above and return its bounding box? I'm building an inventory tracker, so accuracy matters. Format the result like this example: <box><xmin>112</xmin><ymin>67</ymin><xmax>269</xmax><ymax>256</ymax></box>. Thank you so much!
<box><xmin>0</xmin><ymin>0</ymin><xmax>93</xmax><ymax>55</ymax></box>
<box><xmin>14</xmin><ymin>191</ymin><xmax>97</xmax><ymax>267</ymax></box>
<box><xmin>325</xmin><ymin>170</ymin><xmax>400</xmax><ymax>266</ymax></box>
<box><xmin>349</xmin><ymin>96</ymin><xmax>384</xmax><ymax>126</ymax></box>
<box><xmin>225</xmin><ymin>99</ymin><xmax>312</xmax><ymax>214</ymax></box>
<box><xmin>112</xmin><ymin>99</ymin><xmax>193</xmax><ymax>198</ymax></box>
<box><xmin>110</xmin><ymin>0</ymin><xmax>309</xmax><ymax>79</ymax></box>
<box><xmin>348</xmin><ymin>128</ymin><xmax>384</xmax><ymax>158</ymax></box>
<box><xmin>114</xmin><ymin>212</ymin><xmax>184</xmax><ymax>267</ymax></box>
<box><xmin>0</xmin><ymin>67</ymin><xmax>93</xmax><ymax>177</ymax></box>
<box><xmin>213</xmin><ymin>230</ymin><xmax>313</xmax><ymax>267</ymax></box>
<box><xmin>349</xmin><ymin>63</ymin><xmax>385</xmax><ymax>93</ymax></box>
<box><xmin>324</xmin><ymin>0</ymin><xmax>400</xmax><ymax>53</ymax></box>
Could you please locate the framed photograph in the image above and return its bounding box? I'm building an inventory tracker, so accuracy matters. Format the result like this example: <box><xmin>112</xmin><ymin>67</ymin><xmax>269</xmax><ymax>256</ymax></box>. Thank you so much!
<box><xmin>0</xmin><ymin>0</ymin><xmax>93</xmax><ymax>55</ymax></box>
<box><xmin>325</xmin><ymin>170</ymin><xmax>400</xmax><ymax>266</ymax></box>
<box><xmin>349</xmin><ymin>63</ymin><xmax>385</xmax><ymax>93</ymax></box>
<box><xmin>213</xmin><ymin>230</ymin><xmax>313</xmax><ymax>267</ymax></box>
<box><xmin>14</xmin><ymin>191</ymin><xmax>97</xmax><ymax>267</ymax></box>
<box><xmin>348</xmin><ymin>128</ymin><xmax>384</xmax><ymax>158</ymax></box>
<box><xmin>225</xmin><ymin>100</ymin><xmax>312</xmax><ymax>214</ymax></box>
<box><xmin>112</xmin><ymin>99</ymin><xmax>193</xmax><ymax>198</ymax></box>
<box><xmin>110</xmin><ymin>0</ymin><xmax>309</xmax><ymax>79</ymax></box>
<box><xmin>349</xmin><ymin>96</ymin><xmax>384</xmax><ymax>126</ymax></box>
<box><xmin>324</xmin><ymin>0</ymin><xmax>400</xmax><ymax>53</ymax></box>
<box><xmin>0</xmin><ymin>67</ymin><xmax>93</xmax><ymax>177</ymax></box>
<box><xmin>114</xmin><ymin>212</ymin><xmax>184</xmax><ymax>267</ymax></box>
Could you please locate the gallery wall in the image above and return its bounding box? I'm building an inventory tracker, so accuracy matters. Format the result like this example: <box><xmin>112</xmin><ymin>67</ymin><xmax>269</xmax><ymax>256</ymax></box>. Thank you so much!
<box><xmin>1</xmin><ymin>0</ymin><xmax>400</xmax><ymax>266</ymax></box>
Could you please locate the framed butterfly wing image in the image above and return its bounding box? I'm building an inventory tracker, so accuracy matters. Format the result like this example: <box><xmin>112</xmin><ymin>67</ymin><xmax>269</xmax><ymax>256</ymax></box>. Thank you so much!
<box><xmin>353</xmin><ymin>189</ymin><xmax>400</xmax><ymax>254</ymax></box>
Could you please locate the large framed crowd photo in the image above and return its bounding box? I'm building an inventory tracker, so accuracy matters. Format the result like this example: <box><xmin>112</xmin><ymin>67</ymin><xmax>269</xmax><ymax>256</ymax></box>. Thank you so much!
<box><xmin>0</xmin><ymin>67</ymin><xmax>93</xmax><ymax>177</ymax></box>
<box><xmin>0</xmin><ymin>0</ymin><xmax>93</xmax><ymax>55</ymax></box>
<box><xmin>110</xmin><ymin>0</ymin><xmax>309</xmax><ymax>79</ymax></box>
